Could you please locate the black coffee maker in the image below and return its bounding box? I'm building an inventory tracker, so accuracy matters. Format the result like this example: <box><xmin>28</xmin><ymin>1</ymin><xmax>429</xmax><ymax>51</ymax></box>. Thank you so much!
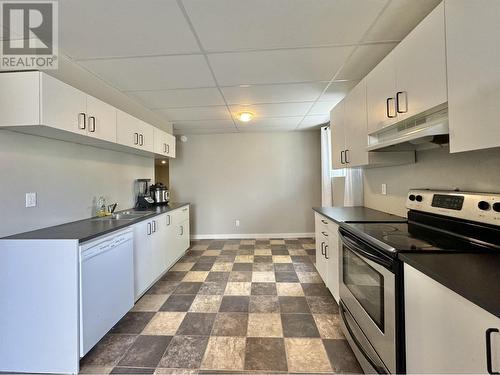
<box><xmin>135</xmin><ymin>179</ymin><xmax>154</xmax><ymax>210</ymax></box>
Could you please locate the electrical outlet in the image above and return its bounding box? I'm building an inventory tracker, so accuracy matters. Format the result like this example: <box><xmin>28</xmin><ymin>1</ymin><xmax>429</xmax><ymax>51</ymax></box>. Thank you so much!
<box><xmin>235</xmin><ymin>220</ymin><xmax>240</xmax><ymax>227</ymax></box>
<box><xmin>381</xmin><ymin>184</ymin><xmax>387</xmax><ymax>195</ymax></box>
<box><xmin>25</xmin><ymin>192</ymin><xmax>37</xmax><ymax>208</ymax></box>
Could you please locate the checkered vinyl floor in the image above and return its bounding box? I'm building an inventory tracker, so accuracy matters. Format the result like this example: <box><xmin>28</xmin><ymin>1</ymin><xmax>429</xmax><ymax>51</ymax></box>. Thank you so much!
<box><xmin>79</xmin><ymin>238</ymin><xmax>362</xmax><ymax>374</ymax></box>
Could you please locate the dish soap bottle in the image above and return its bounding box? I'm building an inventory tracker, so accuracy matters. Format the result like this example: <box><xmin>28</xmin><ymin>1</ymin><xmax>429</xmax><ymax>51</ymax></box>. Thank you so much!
<box><xmin>96</xmin><ymin>196</ymin><xmax>109</xmax><ymax>217</ymax></box>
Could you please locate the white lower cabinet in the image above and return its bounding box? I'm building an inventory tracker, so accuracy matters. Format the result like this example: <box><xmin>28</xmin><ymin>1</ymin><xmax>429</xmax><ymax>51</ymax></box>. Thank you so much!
<box><xmin>314</xmin><ymin>213</ymin><xmax>340</xmax><ymax>302</ymax></box>
<box><xmin>405</xmin><ymin>264</ymin><xmax>500</xmax><ymax>374</ymax></box>
<box><xmin>133</xmin><ymin>206</ymin><xmax>190</xmax><ymax>300</ymax></box>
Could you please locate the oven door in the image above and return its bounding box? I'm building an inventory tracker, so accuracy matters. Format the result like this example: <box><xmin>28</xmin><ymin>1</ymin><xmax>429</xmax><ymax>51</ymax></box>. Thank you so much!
<box><xmin>339</xmin><ymin>230</ymin><xmax>396</xmax><ymax>373</ymax></box>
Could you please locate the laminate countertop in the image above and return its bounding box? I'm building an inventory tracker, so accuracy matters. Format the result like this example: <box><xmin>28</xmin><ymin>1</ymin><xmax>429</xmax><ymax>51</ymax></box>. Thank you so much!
<box><xmin>400</xmin><ymin>252</ymin><xmax>500</xmax><ymax>319</ymax></box>
<box><xmin>313</xmin><ymin>206</ymin><xmax>406</xmax><ymax>224</ymax></box>
<box><xmin>2</xmin><ymin>203</ymin><xmax>190</xmax><ymax>243</ymax></box>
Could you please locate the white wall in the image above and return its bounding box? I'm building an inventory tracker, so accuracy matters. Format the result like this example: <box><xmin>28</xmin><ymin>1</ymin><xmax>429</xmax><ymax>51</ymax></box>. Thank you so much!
<box><xmin>0</xmin><ymin>130</ymin><xmax>153</xmax><ymax>237</ymax></box>
<box><xmin>363</xmin><ymin>146</ymin><xmax>500</xmax><ymax>217</ymax></box>
<box><xmin>170</xmin><ymin>131</ymin><xmax>321</xmax><ymax>237</ymax></box>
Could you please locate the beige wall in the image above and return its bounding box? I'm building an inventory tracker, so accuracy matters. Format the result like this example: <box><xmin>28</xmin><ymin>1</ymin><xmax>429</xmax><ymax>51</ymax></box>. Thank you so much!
<box><xmin>0</xmin><ymin>129</ymin><xmax>153</xmax><ymax>237</ymax></box>
<box><xmin>170</xmin><ymin>131</ymin><xmax>321</xmax><ymax>237</ymax></box>
<box><xmin>364</xmin><ymin>146</ymin><xmax>500</xmax><ymax>217</ymax></box>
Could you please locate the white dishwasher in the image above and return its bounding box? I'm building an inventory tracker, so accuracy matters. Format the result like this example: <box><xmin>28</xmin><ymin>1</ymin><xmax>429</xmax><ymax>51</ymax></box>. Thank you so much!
<box><xmin>79</xmin><ymin>229</ymin><xmax>134</xmax><ymax>357</ymax></box>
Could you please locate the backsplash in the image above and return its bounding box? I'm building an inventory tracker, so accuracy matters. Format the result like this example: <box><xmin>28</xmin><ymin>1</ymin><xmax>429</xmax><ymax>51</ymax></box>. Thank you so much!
<box><xmin>363</xmin><ymin>146</ymin><xmax>500</xmax><ymax>217</ymax></box>
<box><xmin>0</xmin><ymin>129</ymin><xmax>154</xmax><ymax>237</ymax></box>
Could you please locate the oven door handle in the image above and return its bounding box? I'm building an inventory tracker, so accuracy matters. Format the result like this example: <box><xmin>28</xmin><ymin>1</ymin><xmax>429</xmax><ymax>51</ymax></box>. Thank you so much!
<box><xmin>340</xmin><ymin>232</ymin><xmax>393</xmax><ymax>269</ymax></box>
<box><xmin>340</xmin><ymin>302</ymin><xmax>388</xmax><ymax>374</ymax></box>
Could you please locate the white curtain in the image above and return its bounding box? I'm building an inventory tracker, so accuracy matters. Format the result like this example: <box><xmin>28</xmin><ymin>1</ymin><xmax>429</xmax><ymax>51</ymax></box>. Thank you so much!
<box><xmin>344</xmin><ymin>167</ymin><xmax>364</xmax><ymax>206</ymax></box>
<box><xmin>320</xmin><ymin>126</ymin><xmax>333</xmax><ymax>206</ymax></box>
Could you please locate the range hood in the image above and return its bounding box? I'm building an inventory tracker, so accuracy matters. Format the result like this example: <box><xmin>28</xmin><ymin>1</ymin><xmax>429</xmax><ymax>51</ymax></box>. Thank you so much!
<box><xmin>367</xmin><ymin>106</ymin><xmax>449</xmax><ymax>151</ymax></box>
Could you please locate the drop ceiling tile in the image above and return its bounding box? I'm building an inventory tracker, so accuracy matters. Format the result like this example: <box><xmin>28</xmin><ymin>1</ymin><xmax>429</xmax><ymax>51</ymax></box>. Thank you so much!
<box><xmin>174</xmin><ymin>127</ymin><xmax>238</xmax><ymax>135</ymax></box>
<box><xmin>78</xmin><ymin>55</ymin><xmax>215</xmax><ymax>90</ymax></box>
<box><xmin>364</xmin><ymin>0</ymin><xmax>442</xmax><ymax>42</ymax></box>
<box><xmin>230</xmin><ymin>102</ymin><xmax>312</xmax><ymax>119</ymax></box>
<box><xmin>299</xmin><ymin>115</ymin><xmax>330</xmax><ymax>129</ymax></box>
<box><xmin>173</xmin><ymin>119</ymin><xmax>236</xmax><ymax>134</ymax></box>
<box><xmin>308</xmin><ymin>102</ymin><xmax>339</xmax><ymax>116</ymax></box>
<box><xmin>319</xmin><ymin>81</ymin><xmax>359</xmax><ymax>103</ymax></box>
<box><xmin>183</xmin><ymin>0</ymin><xmax>386</xmax><ymax>51</ymax></box>
<box><xmin>238</xmin><ymin>117</ymin><xmax>302</xmax><ymax>128</ymax></box>
<box><xmin>155</xmin><ymin>106</ymin><xmax>231</xmax><ymax>121</ymax></box>
<box><xmin>60</xmin><ymin>0</ymin><xmax>199</xmax><ymax>58</ymax></box>
<box><xmin>221</xmin><ymin>82</ymin><xmax>329</xmax><ymax>105</ymax></box>
<box><xmin>126</xmin><ymin>88</ymin><xmax>225</xmax><ymax>109</ymax></box>
<box><xmin>208</xmin><ymin>46</ymin><xmax>355</xmax><ymax>86</ymax></box>
<box><xmin>335</xmin><ymin>43</ymin><xmax>397</xmax><ymax>81</ymax></box>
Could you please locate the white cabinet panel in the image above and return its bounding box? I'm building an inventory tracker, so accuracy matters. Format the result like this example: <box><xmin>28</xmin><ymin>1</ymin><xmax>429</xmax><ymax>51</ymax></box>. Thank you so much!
<box><xmin>151</xmin><ymin>215</ymin><xmax>168</xmax><ymax>281</ymax></box>
<box><xmin>344</xmin><ymin>79</ymin><xmax>369</xmax><ymax>167</ymax></box>
<box><xmin>315</xmin><ymin>214</ymin><xmax>329</xmax><ymax>283</ymax></box>
<box><xmin>154</xmin><ymin>128</ymin><xmax>176</xmax><ymax>158</ymax></box>
<box><xmin>330</xmin><ymin>100</ymin><xmax>346</xmax><ymax>169</ymax></box>
<box><xmin>0</xmin><ymin>71</ymin><xmax>39</xmax><ymax>126</ymax></box>
<box><xmin>166</xmin><ymin>132</ymin><xmax>176</xmax><ymax>158</ymax></box>
<box><xmin>446</xmin><ymin>0</ymin><xmax>500</xmax><ymax>153</ymax></box>
<box><xmin>326</xmin><ymin>223</ymin><xmax>340</xmax><ymax>302</ymax></box>
<box><xmin>366</xmin><ymin>52</ymin><xmax>398</xmax><ymax>133</ymax></box>
<box><xmin>405</xmin><ymin>264</ymin><xmax>500</xmax><ymax>374</ymax></box>
<box><xmin>117</xmin><ymin>110</ymin><xmax>141</xmax><ymax>149</ymax></box>
<box><xmin>86</xmin><ymin>96</ymin><xmax>117</xmax><ymax>143</ymax></box>
<box><xmin>41</xmin><ymin>74</ymin><xmax>87</xmax><ymax>135</ymax></box>
<box><xmin>133</xmin><ymin>220</ymin><xmax>154</xmax><ymax>300</ymax></box>
<box><xmin>394</xmin><ymin>2</ymin><xmax>447</xmax><ymax>120</ymax></box>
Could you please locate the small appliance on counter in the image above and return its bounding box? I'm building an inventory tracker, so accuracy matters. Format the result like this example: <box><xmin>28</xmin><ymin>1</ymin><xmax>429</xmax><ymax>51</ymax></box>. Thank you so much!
<box><xmin>149</xmin><ymin>183</ymin><xmax>170</xmax><ymax>205</ymax></box>
<box><xmin>135</xmin><ymin>178</ymin><xmax>154</xmax><ymax>210</ymax></box>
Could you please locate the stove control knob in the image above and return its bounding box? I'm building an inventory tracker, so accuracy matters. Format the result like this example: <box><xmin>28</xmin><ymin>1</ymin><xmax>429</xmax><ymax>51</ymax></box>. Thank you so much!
<box><xmin>409</xmin><ymin>194</ymin><xmax>416</xmax><ymax>201</ymax></box>
<box><xmin>416</xmin><ymin>195</ymin><xmax>423</xmax><ymax>202</ymax></box>
<box><xmin>493</xmin><ymin>202</ymin><xmax>500</xmax><ymax>213</ymax></box>
<box><xmin>478</xmin><ymin>201</ymin><xmax>491</xmax><ymax>211</ymax></box>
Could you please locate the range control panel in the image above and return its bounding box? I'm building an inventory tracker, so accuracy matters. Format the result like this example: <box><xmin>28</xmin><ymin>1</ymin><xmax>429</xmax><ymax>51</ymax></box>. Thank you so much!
<box><xmin>406</xmin><ymin>189</ymin><xmax>500</xmax><ymax>226</ymax></box>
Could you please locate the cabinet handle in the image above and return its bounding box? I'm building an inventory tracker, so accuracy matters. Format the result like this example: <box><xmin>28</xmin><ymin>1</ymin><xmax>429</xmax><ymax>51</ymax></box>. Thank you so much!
<box><xmin>139</xmin><ymin>134</ymin><xmax>144</xmax><ymax>146</ymax></box>
<box><xmin>166</xmin><ymin>144</ymin><xmax>170</xmax><ymax>154</ymax></box>
<box><xmin>345</xmin><ymin>149</ymin><xmax>350</xmax><ymax>164</ymax></box>
<box><xmin>321</xmin><ymin>231</ymin><xmax>328</xmax><ymax>237</ymax></box>
<box><xmin>396</xmin><ymin>91</ymin><xmax>408</xmax><ymax>114</ymax></box>
<box><xmin>152</xmin><ymin>220</ymin><xmax>156</xmax><ymax>233</ymax></box>
<box><xmin>386</xmin><ymin>98</ymin><xmax>397</xmax><ymax>118</ymax></box>
<box><xmin>163</xmin><ymin>143</ymin><xmax>167</xmax><ymax>153</ymax></box>
<box><xmin>321</xmin><ymin>219</ymin><xmax>328</xmax><ymax>224</ymax></box>
<box><xmin>321</xmin><ymin>242</ymin><xmax>325</xmax><ymax>256</ymax></box>
<box><xmin>147</xmin><ymin>222</ymin><xmax>152</xmax><ymax>235</ymax></box>
<box><xmin>486</xmin><ymin>328</ymin><xmax>499</xmax><ymax>374</ymax></box>
<box><xmin>133</xmin><ymin>132</ymin><xmax>139</xmax><ymax>145</ymax></box>
<box><xmin>167</xmin><ymin>215</ymin><xmax>171</xmax><ymax>226</ymax></box>
<box><xmin>324</xmin><ymin>244</ymin><xmax>329</xmax><ymax>259</ymax></box>
<box><xmin>88</xmin><ymin>116</ymin><xmax>96</xmax><ymax>132</ymax></box>
<box><xmin>340</xmin><ymin>150</ymin><xmax>345</xmax><ymax>164</ymax></box>
<box><xmin>180</xmin><ymin>225</ymin><xmax>184</xmax><ymax>236</ymax></box>
<box><xmin>78</xmin><ymin>113</ymin><xmax>86</xmax><ymax>129</ymax></box>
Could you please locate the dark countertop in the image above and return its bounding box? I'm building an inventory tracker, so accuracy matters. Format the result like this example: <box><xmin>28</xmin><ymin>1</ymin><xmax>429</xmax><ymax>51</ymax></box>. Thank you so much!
<box><xmin>400</xmin><ymin>252</ymin><xmax>500</xmax><ymax>319</ymax></box>
<box><xmin>313</xmin><ymin>206</ymin><xmax>406</xmax><ymax>224</ymax></box>
<box><xmin>2</xmin><ymin>203</ymin><xmax>190</xmax><ymax>243</ymax></box>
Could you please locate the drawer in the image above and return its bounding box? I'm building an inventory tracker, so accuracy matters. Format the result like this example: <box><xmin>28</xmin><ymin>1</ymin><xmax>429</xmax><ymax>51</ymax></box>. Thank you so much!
<box><xmin>172</xmin><ymin>205</ymin><xmax>189</xmax><ymax>225</ymax></box>
<box><xmin>315</xmin><ymin>212</ymin><xmax>331</xmax><ymax>234</ymax></box>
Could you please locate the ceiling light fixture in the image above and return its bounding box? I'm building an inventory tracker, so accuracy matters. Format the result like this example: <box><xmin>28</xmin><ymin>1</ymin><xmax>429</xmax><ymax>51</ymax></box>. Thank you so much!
<box><xmin>161</xmin><ymin>160</ymin><xmax>167</xmax><ymax>164</ymax></box>
<box><xmin>237</xmin><ymin>112</ymin><xmax>254</xmax><ymax>122</ymax></box>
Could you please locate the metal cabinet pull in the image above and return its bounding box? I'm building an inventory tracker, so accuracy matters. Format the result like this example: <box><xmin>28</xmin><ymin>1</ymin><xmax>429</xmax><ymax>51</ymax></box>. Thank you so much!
<box><xmin>167</xmin><ymin>215</ymin><xmax>171</xmax><ymax>226</ymax></box>
<box><xmin>163</xmin><ymin>143</ymin><xmax>167</xmax><ymax>153</ymax></box>
<box><xmin>180</xmin><ymin>225</ymin><xmax>184</xmax><ymax>236</ymax></box>
<box><xmin>147</xmin><ymin>222</ymin><xmax>152</xmax><ymax>235</ymax></box>
<box><xmin>486</xmin><ymin>328</ymin><xmax>499</xmax><ymax>374</ymax></box>
<box><xmin>321</xmin><ymin>231</ymin><xmax>328</xmax><ymax>237</ymax></box>
<box><xmin>166</xmin><ymin>144</ymin><xmax>170</xmax><ymax>154</ymax></box>
<box><xmin>139</xmin><ymin>134</ymin><xmax>144</xmax><ymax>146</ymax></box>
<box><xmin>88</xmin><ymin>116</ymin><xmax>96</xmax><ymax>132</ymax></box>
<box><xmin>321</xmin><ymin>219</ymin><xmax>328</xmax><ymax>224</ymax></box>
<box><xmin>133</xmin><ymin>132</ymin><xmax>139</xmax><ymax>145</ymax></box>
<box><xmin>396</xmin><ymin>91</ymin><xmax>408</xmax><ymax>114</ymax></box>
<box><xmin>345</xmin><ymin>149</ymin><xmax>350</xmax><ymax>163</ymax></box>
<box><xmin>386</xmin><ymin>98</ymin><xmax>397</xmax><ymax>118</ymax></box>
<box><xmin>324</xmin><ymin>244</ymin><xmax>329</xmax><ymax>259</ymax></box>
<box><xmin>340</xmin><ymin>150</ymin><xmax>345</xmax><ymax>164</ymax></box>
<box><xmin>152</xmin><ymin>220</ymin><xmax>156</xmax><ymax>233</ymax></box>
<box><xmin>78</xmin><ymin>113</ymin><xmax>86</xmax><ymax>129</ymax></box>
<box><xmin>321</xmin><ymin>242</ymin><xmax>325</xmax><ymax>256</ymax></box>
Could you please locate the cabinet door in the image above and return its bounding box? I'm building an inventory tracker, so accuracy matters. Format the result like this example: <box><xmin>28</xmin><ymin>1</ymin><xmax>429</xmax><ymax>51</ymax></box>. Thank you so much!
<box><xmin>179</xmin><ymin>220</ymin><xmax>190</xmax><ymax>254</ymax></box>
<box><xmin>446</xmin><ymin>0</ymin><xmax>500</xmax><ymax>153</ymax></box>
<box><xmin>138</xmin><ymin>121</ymin><xmax>154</xmax><ymax>153</ymax></box>
<box><xmin>117</xmin><ymin>110</ymin><xmax>141</xmax><ymax>149</ymax></box>
<box><xmin>326</xmin><ymin>223</ymin><xmax>340</xmax><ymax>303</ymax></box>
<box><xmin>0</xmin><ymin>71</ymin><xmax>40</xmax><ymax>127</ymax></box>
<box><xmin>344</xmin><ymin>79</ymin><xmax>369</xmax><ymax>167</ymax></box>
<box><xmin>394</xmin><ymin>2</ymin><xmax>446</xmax><ymax>121</ymax></box>
<box><xmin>314</xmin><ymin>214</ymin><xmax>328</xmax><ymax>283</ymax></box>
<box><xmin>151</xmin><ymin>215</ymin><xmax>168</xmax><ymax>281</ymax></box>
<box><xmin>41</xmin><ymin>74</ymin><xmax>87</xmax><ymax>135</ymax></box>
<box><xmin>165</xmin><ymin>133</ymin><xmax>176</xmax><ymax>158</ymax></box>
<box><xmin>154</xmin><ymin>128</ymin><xmax>167</xmax><ymax>156</ymax></box>
<box><xmin>366</xmin><ymin>52</ymin><xmax>398</xmax><ymax>133</ymax></box>
<box><xmin>133</xmin><ymin>220</ymin><xmax>154</xmax><ymax>300</ymax></box>
<box><xmin>164</xmin><ymin>213</ymin><xmax>177</xmax><ymax>268</ymax></box>
<box><xmin>330</xmin><ymin>100</ymin><xmax>346</xmax><ymax>169</ymax></box>
<box><xmin>86</xmin><ymin>96</ymin><xmax>117</xmax><ymax>143</ymax></box>
<box><xmin>405</xmin><ymin>264</ymin><xmax>500</xmax><ymax>374</ymax></box>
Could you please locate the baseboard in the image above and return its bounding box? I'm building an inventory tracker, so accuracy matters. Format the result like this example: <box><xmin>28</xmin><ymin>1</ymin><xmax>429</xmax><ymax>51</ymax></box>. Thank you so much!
<box><xmin>190</xmin><ymin>232</ymin><xmax>315</xmax><ymax>240</ymax></box>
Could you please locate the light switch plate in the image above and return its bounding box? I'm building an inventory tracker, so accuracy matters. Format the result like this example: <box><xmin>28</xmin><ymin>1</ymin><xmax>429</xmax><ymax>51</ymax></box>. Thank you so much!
<box><xmin>235</xmin><ymin>220</ymin><xmax>240</xmax><ymax>227</ymax></box>
<box><xmin>381</xmin><ymin>184</ymin><xmax>387</xmax><ymax>195</ymax></box>
<box><xmin>26</xmin><ymin>192</ymin><xmax>37</xmax><ymax>208</ymax></box>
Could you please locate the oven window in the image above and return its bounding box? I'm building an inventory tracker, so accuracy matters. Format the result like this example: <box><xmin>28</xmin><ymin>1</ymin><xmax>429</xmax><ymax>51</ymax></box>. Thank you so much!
<box><xmin>343</xmin><ymin>246</ymin><xmax>385</xmax><ymax>331</ymax></box>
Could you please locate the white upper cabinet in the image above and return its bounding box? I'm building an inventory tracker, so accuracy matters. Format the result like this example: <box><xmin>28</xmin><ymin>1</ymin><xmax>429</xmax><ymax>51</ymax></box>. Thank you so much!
<box><xmin>394</xmin><ymin>2</ymin><xmax>447</xmax><ymax>121</ymax></box>
<box><xmin>154</xmin><ymin>128</ymin><xmax>176</xmax><ymax>158</ymax></box>
<box><xmin>86</xmin><ymin>96</ymin><xmax>117</xmax><ymax>143</ymax></box>
<box><xmin>366</xmin><ymin>52</ymin><xmax>398</xmax><ymax>134</ymax></box>
<box><xmin>116</xmin><ymin>110</ymin><xmax>154</xmax><ymax>153</ymax></box>
<box><xmin>344</xmin><ymin>79</ymin><xmax>369</xmax><ymax>167</ymax></box>
<box><xmin>445</xmin><ymin>0</ymin><xmax>500</xmax><ymax>153</ymax></box>
<box><xmin>330</xmin><ymin>99</ymin><xmax>346</xmax><ymax>169</ymax></box>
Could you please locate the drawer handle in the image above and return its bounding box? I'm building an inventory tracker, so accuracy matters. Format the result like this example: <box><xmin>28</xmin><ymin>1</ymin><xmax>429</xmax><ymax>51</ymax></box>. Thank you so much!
<box><xmin>78</xmin><ymin>113</ymin><xmax>86</xmax><ymax>129</ymax></box>
<box><xmin>486</xmin><ymin>328</ymin><xmax>500</xmax><ymax>374</ymax></box>
<box><xmin>321</xmin><ymin>219</ymin><xmax>328</xmax><ymax>224</ymax></box>
<box><xmin>321</xmin><ymin>242</ymin><xmax>325</xmax><ymax>256</ymax></box>
<box><xmin>324</xmin><ymin>244</ymin><xmax>329</xmax><ymax>259</ymax></box>
<box><xmin>321</xmin><ymin>231</ymin><xmax>328</xmax><ymax>237</ymax></box>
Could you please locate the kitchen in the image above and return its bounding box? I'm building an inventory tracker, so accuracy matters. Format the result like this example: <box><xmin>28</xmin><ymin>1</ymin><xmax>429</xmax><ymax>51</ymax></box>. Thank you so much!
<box><xmin>0</xmin><ymin>0</ymin><xmax>499</xmax><ymax>374</ymax></box>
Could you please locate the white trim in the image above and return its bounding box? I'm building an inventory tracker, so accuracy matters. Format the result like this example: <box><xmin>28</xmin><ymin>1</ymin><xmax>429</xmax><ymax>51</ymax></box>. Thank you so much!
<box><xmin>190</xmin><ymin>232</ymin><xmax>315</xmax><ymax>240</ymax></box>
